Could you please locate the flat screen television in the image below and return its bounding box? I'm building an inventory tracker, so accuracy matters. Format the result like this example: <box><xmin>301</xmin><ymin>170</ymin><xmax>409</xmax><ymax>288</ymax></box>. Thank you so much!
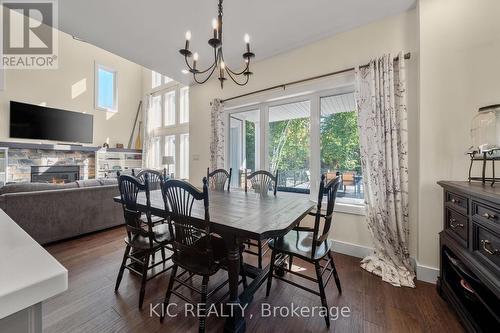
<box><xmin>10</xmin><ymin>101</ymin><xmax>94</xmax><ymax>144</ymax></box>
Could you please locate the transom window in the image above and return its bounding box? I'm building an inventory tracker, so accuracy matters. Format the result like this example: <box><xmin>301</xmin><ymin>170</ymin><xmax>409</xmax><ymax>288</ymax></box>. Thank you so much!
<box><xmin>152</xmin><ymin>71</ymin><xmax>173</xmax><ymax>89</ymax></box>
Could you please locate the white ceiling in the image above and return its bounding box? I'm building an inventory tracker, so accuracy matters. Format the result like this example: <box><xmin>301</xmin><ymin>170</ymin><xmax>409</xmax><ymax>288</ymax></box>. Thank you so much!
<box><xmin>58</xmin><ymin>0</ymin><xmax>415</xmax><ymax>85</ymax></box>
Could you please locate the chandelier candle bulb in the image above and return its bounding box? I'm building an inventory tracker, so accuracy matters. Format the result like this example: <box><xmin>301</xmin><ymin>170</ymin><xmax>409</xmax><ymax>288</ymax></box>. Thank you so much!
<box><xmin>244</xmin><ymin>34</ymin><xmax>250</xmax><ymax>52</ymax></box>
<box><xmin>212</xmin><ymin>19</ymin><xmax>218</xmax><ymax>39</ymax></box>
<box><xmin>220</xmin><ymin>60</ymin><xmax>225</xmax><ymax>77</ymax></box>
<box><xmin>193</xmin><ymin>52</ymin><xmax>199</xmax><ymax>70</ymax></box>
<box><xmin>185</xmin><ymin>30</ymin><xmax>191</xmax><ymax>50</ymax></box>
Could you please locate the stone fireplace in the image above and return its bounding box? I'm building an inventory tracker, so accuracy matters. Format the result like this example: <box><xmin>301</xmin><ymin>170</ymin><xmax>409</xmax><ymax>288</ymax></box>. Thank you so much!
<box><xmin>7</xmin><ymin>147</ymin><xmax>95</xmax><ymax>183</ymax></box>
<box><xmin>31</xmin><ymin>165</ymin><xmax>80</xmax><ymax>184</ymax></box>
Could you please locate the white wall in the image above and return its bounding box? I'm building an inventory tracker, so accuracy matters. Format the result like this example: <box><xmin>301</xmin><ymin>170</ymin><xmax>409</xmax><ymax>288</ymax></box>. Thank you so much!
<box><xmin>0</xmin><ymin>30</ymin><xmax>143</xmax><ymax>147</ymax></box>
<box><xmin>418</xmin><ymin>0</ymin><xmax>500</xmax><ymax>267</ymax></box>
<box><xmin>189</xmin><ymin>10</ymin><xmax>419</xmax><ymax>258</ymax></box>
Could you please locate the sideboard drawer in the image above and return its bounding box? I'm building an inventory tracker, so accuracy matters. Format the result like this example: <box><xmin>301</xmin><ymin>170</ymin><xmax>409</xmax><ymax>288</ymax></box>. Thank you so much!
<box><xmin>446</xmin><ymin>208</ymin><xmax>468</xmax><ymax>244</ymax></box>
<box><xmin>473</xmin><ymin>201</ymin><xmax>500</xmax><ymax>226</ymax></box>
<box><xmin>446</xmin><ymin>191</ymin><xmax>468</xmax><ymax>214</ymax></box>
<box><xmin>473</xmin><ymin>223</ymin><xmax>500</xmax><ymax>275</ymax></box>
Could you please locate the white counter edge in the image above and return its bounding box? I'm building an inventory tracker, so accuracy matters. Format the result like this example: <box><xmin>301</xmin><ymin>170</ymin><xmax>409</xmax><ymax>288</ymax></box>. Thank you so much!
<box><xmin>0</xmin><ymin>209</ymin><xmax>68</xmax><ymax>319</ymax></box>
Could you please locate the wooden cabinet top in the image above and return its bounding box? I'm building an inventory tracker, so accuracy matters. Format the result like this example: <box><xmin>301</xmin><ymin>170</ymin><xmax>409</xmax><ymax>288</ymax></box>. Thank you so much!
<box><xmin>438</xmin><ymin>181</ymin><xmax>500</xmax><ymax>205</ymax></box>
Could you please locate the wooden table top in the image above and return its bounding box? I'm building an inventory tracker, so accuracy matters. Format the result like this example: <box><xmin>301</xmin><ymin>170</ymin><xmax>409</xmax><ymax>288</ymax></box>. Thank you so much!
<box><xmin>114</xmin><ymin>189</ymin><xmax>315</xmax><ymax>240</ymax></box>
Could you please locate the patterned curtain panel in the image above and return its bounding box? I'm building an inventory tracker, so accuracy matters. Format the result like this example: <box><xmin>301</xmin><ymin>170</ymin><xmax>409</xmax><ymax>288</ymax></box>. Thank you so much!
<box><xmin>355</xmin><ymin>52</ymin><xmax>415</xmax><ymax>287</ymax></box>
<box><xmin>142</xmin><ymin>94</ymin><xmax>154</xmax><ymax>169</ymax></box>
<box><xmin>210</xmin><ymin>99</ymin><xmax>225</xmax><ymax>170</ymax></box>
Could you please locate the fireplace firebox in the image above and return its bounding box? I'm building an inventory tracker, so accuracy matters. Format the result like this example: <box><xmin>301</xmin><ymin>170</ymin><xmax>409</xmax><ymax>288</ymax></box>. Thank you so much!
<box><xmin>31</xmin><ymin>165</ymin><xmax>80</xmax><ymax>184</ymax></box>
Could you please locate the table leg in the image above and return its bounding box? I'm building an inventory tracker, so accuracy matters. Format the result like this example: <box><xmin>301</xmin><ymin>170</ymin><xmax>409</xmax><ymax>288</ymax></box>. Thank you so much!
<box><xmin>222</xmin><ymin>233</ymin><xmax>246</xmax><ymax>333</ymax></box>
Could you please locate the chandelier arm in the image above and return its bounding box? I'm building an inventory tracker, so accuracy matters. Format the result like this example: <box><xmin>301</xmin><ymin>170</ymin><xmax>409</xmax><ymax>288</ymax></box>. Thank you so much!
<box><xmin>184</xmin><ymin>55</ymin><xmax>217</xmax><ymax>74</ymax></box>
<box><xmin>225</xmin><ymin>61</ymin><xmax>250</xmax><ymax>76</ymax></box>
<box><xmin>184</xmin><ymin>56</ymin><xmax>194</xmax><ymax>71</ymax></box>
<box><xmin>193</xmin><ymin>64</ymin><xmax>218</xmax><ymax>84</ymax></box>
<box><xmin>219</xmin><ymin>50</ymin><xmax>249</xmax><ymax>76</ymax></box>
<box><xmin>225</xmin><ymin>67</ymin><xmax>250</xmax><ymax>86</ymax></box>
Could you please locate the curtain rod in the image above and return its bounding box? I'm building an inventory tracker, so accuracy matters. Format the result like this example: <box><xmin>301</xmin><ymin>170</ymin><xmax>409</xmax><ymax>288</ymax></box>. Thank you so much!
<box><xmin>221</xmin><ymin>52</ymin><xmax>410</xmax><ymax>103</ymax></box>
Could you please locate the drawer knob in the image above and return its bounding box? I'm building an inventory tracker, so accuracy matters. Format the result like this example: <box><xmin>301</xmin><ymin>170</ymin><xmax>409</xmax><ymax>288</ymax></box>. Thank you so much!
<box><xmin>482</xmin><ymin>212</ymin><xmax>497</xmax><ymax>220</ymax></box>
<box><xmin>449</xmin><ymin>218</ymin><xmax>464</xmax><ymax>229</ymax></box>
<box><xmin>451</xmin><ymin>198</ymin><xmax>460</xmax><ymax>204</ymax></box>
<box><xmin>481</xmin><ymin>240</ymin><xmax>500</xmax><ymax>255</ymax></box>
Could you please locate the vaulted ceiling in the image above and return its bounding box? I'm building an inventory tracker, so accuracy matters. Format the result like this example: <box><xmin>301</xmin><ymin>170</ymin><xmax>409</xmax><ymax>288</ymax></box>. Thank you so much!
<box><xmin>58</xmin><ymin>0</ymin><xmax>415</xmax><ymax>85</ymax></box>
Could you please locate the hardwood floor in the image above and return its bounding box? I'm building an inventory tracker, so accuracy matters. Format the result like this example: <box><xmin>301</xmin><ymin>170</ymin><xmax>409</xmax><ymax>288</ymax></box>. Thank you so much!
<box><xmin>43</xmin><ymin>227</ymin><xmax>464</xmax><ymax>333</ymax></box>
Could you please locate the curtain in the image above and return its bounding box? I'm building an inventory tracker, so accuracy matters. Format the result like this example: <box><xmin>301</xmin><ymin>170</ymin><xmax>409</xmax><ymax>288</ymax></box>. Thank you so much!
<box><xmin>210</xmin><ymin>99</ymin><xmax>225</xmax><ymax>171</ymax></box>
<box><xmin>355</xmin><ymin>52</ymin><xmax>415</xmax><ymax>288</ymax></box>
<box><xmin>142</xmin><ymin>94</ymin><xmax>154</xmax><ymax>169</ymax></box>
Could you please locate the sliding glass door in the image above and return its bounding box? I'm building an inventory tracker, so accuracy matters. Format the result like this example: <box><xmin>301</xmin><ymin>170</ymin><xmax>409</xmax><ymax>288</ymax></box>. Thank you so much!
<box><xmin>229</xmin><ymin>109</ymin><xmax>260</xmax><ymax>188</ymax></box>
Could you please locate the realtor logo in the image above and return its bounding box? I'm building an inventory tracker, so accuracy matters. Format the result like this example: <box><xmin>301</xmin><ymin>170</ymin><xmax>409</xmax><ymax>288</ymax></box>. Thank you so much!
<box><xmin>1</xmin><ymin>0</ymin><xmax>58</xmax><ymax>69</ymax></box>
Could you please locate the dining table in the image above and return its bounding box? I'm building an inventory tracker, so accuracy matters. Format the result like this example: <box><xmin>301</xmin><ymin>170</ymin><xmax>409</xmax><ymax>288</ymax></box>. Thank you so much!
<box><xmin>114</xmin><ymin>188</ymin><xmax>315</xmax><ymax>333</ymax></box>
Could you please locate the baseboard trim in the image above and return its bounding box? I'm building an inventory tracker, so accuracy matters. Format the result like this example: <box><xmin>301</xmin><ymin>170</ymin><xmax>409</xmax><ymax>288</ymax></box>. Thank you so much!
<box><xmin>415</xmin><ymin>263</ymin><xmax>439</xmax><ymax>284</ymax></box>
<box><xmin>331</xmin><ymin>239</ymin><xmax>439</xmax><ymax>284</ymax></box>
<box><xmin>331</xmin><ymin>239</ymin><xmax>373</xmax><ymax>259</ymax></box>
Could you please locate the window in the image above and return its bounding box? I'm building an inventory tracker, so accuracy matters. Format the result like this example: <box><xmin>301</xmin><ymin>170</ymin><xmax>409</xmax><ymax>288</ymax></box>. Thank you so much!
<box><xmin>152</xmin><ymin>71</ymin><xmax>163</xmax><ymax>89</ymax></box>
<box><xmin>180</xmin><ymin>87</ymin><xmax>189</xmax><ymax>123</ymax></box>
<box><xmin>320</xmin><ymin>93</ymin><xmax>363</xmax><ymax>205</ymax></box>
<box><xmin>146</xmin><ymin>136</ymin><xmax>161</xmax><ymax>169</ymax></box>
<box><xmin>227</xmin><ymin>89</ymin><xmax>364</xmax><ymax>211</ymax></box>
<box><xmin>148</xmin><ymin>94</ymin><xmax>162</xmax><ymax>131</ymax></box>
<box><xmin>180</xmin><ymin>133</ymin><xmax>189</xmax><ymax>179</ymax></box>
<box><xmin>229</xmin><ymin>109</ymin><xmax>260</xmax><ymax>188</ymax></box>
<box><xmin>145</xmin><ymin>71</ymin><xmax>189</xmax><ymax>179</ymax></box>
<box><xmin>152</xmin><ymin>71</ymin><xmax>174</xmax><ymax>89</ymax></box>
<box><xmin>164</xmin><ymin>90</ymin><xmax>176</xmax><ymax>126</ymax></box>
<box><xmin>268</xmin><ymin>101</ymin><xmax>310</xmax><ymax>193</ymax></box>
<box><xmin>164</xmin><ymin>135</ymin><xmax>175</xmax><ymax>176</ymax></box>
<box><xmin>95</xmin><ymin>64</ymin><xmax>117</xmax><ymax>111</ymax></box>
<box><xmin>164</xmin><ymin>76</ymin><xmax>173</xmax><ymax>85</ymax></box>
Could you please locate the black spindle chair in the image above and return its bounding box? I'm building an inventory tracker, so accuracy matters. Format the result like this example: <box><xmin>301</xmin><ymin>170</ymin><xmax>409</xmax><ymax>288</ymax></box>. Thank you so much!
<box><xmin>266</xmin><ymin>174</ymin><xmax>342</xmax><ymax>328</ymax></box>
<box><xmin>245</xmin><ymin>169</ymin><xmax>278</xmax><ymax>196</ymax></box>
<box><xmin>136</xmin><ymin>169</ymin><xmax>166</xmax><ymax>226</ymax></box>
<box><xmin>243</xmin><ymin>170</ymin><xmax>278</xmax><ymax>268</ymax></box>
<box><xmin>159</xmin><ymin>177</ymin><xmax>246</xmax><ymax>333</ymax></box>
<box><xmin>207</xmin><ymin>167</ymin><xmax>232</xmax><ymax>192</ymax></box>
<box><xmin>136</xmin><ymin>169</ymin><xmax>163</xmax><ymax>190</ymax></box>
<box><xmin>114</xmin><ymin>174</ymin><xmax>173</xmax><ymax>309</ymax></box>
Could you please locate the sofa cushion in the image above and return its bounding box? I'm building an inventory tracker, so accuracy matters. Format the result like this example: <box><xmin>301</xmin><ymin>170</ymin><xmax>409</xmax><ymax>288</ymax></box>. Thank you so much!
<box><xmin>97</xmin><ymin>178</ymin><xmax>118</xmax><ymax>186</ymax></box>
<box><xmin>76</xmin><ymin>179</ymin><xmax>102</xmax><ymax>188</ymax></box>
<box><xmin>0</xmin><ymin>182</ymin><xmax>78</xmax><ymax>195</ymax></box>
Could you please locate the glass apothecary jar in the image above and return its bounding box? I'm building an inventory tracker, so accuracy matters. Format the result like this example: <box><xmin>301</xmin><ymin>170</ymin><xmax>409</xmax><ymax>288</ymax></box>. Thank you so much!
<box><xmin>470</xmin><ymin>104</ymin><xmax>500</xmax><ymax>153</ymax></box>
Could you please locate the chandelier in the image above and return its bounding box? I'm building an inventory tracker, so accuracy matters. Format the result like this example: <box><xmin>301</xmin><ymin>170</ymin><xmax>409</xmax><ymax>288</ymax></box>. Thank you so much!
<box><xmin>179</xmin><ymin>0</ymin><xmax>255</xmax><ymax>89</ymax></box>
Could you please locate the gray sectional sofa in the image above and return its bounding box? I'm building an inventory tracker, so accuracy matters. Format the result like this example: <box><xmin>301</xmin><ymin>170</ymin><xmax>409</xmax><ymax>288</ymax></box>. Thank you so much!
<box><xmin>0</xmin><ymin>179</ymin><xmax>123</xmax><ymax>244</ymax></box>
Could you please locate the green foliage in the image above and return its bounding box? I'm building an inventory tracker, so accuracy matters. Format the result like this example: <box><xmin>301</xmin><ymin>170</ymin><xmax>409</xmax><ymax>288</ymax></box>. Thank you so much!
<box><xmin>245</xmin><ymin>120</ymin><xmax>255</xmax><ymax>170</ymax></box>
<box><xmin>320</xmin><ymin>111</ymin><xmax>361</xmax><ymax>173</ymax></box>
<box><xmin>245</xmin><ymin>111</ymin><xmax>360</xmax><ymax>178</ymax></box>
<box><xmin>269</xmin><ymin>118</ymin><xmax>310</xmax><ymax>172</ymax></box>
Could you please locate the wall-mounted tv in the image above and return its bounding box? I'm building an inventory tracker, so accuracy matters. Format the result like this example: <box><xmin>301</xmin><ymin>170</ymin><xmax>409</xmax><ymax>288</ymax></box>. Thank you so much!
<box><xmin>10</xmin><ymin>101</ymin><xmax>94</xmax><ymax>144</ymax></box>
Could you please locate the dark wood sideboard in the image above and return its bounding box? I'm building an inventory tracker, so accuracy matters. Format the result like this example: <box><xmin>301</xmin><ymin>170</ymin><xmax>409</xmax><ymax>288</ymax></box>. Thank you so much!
<box><xmin>437</xmin><ymin>181</ymin><xmax>500</xmax><ymax>332</ymax></box>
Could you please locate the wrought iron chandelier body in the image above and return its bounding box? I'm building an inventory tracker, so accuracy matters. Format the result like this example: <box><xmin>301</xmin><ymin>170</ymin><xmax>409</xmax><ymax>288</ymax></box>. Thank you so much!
<box><xmin>179</xmin><ymin>0</ymin><xmax>254</xmax><ymax>88</ymax></box>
